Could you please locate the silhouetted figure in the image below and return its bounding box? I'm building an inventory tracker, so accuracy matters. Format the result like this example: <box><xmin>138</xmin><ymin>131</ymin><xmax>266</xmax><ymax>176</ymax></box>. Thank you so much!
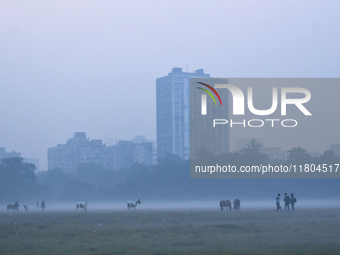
<box><xmin>275</xmin><ymin>193</ymin><xmax>281</xmax><ymax>212</ymax></box>
<box><xmin>41</xmin><ymin>200</ymin><xmax>46</xmax><ymax>211</ymax></box>
<box><xmin>7</xmin><ymin>201</ymin><xmax>19</xmax><ymax>212</ymax></box>
<box><xmin>291</xmin><ymin>193</ymin><xmax>297</xmax><ymax>211</ymax></box>
<box><xmin>220</xmin><ymin>200</ymin><xmax>232</xmax><ymax>211</ymax></box>
<box><xmin>36</xmin><ymin>202</ymin><xmax>39</xmax><ymax>208</ymax></box>
<box><xmin>23</xmin><ymin>205</ymin><xmax>28</xmax><ymax>212</ymax></box>
<box><xmin>283</xmin><ymin>193</ymin><xmax>291</xmax><ymax>212</ymax></box>
<box><xmin>233</xmin><ymin>199</ymin><xmax>240</xmax><ymax>210</ymax></box>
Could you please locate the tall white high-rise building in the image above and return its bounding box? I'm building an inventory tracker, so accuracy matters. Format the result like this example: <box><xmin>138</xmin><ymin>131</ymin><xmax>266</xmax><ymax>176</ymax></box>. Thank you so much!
<box><xmin>156</xmin><ymin>67</ymin><xmax>210</xmax><ymax>159</ymax></box>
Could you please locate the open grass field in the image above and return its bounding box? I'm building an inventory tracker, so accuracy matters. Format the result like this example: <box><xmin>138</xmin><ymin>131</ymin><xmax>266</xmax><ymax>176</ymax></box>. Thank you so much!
<box><xmin>1</xmin><ymin>207</ymin><xmax>340</xmax><ymax>255</ymax></box>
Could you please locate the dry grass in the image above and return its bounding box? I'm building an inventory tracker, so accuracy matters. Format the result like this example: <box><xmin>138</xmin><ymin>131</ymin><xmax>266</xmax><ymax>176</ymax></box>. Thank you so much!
<box><xmin>0</xmin><ymin>208</ymin><xmax>340</xmax><ymax>254</ymax></box>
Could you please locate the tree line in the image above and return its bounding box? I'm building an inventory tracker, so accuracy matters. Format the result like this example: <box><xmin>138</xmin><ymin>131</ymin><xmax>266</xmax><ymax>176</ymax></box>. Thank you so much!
<box><xmin>0</xmin><ymin>142</ymin><xmax>339</xmax><ymax>203</ymax></box>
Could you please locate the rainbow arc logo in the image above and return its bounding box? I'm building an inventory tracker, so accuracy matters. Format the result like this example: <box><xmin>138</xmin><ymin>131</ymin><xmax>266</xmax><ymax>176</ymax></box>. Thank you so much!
<box><xmin>196</xmin><ymin>82</ymin><xmax>222</xmax><ymax>106</ymax></box>
<box><xmin>196</xmin><ymin>82</ymin><xmax>222</xmax><ymax>115</ymax></box>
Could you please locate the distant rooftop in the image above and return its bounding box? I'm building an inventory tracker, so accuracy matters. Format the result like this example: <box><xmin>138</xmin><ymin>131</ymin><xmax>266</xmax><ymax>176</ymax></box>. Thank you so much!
<box><xmin>0</xmin><ymin>147</ymin><xmax>21</xmax><ymax>159</ymax></box>
<box><xmin>74</xmin><ymin>132</ymin><xmax>86</xmax><ymax>139</ymax></box>
<box><xmin>168</xmin><ymin>67</ymin><xmax>209</xmax><ymax>76</ymax></box>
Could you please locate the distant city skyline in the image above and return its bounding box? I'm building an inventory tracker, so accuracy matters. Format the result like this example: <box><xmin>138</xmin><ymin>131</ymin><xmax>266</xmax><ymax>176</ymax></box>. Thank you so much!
<box><xmin>48</xmin><ymin>132</ymin><xmax>154</xmax><ymax>173</ymax></box>
<box><xmin>1</xmin><ymin>1</ymin><xmax>339</xmax><ymax>169</ymax></box>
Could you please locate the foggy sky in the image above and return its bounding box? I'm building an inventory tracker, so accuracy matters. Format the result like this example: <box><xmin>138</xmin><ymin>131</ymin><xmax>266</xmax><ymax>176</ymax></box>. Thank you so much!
<box><xmin>0</xmin><ymin>0</ymin><xmax>339</xmax><ymax>169</ymax></box>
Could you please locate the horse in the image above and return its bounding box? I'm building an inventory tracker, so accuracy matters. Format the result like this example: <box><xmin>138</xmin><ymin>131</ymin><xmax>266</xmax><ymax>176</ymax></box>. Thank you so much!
<box><xmin>7</xmin><ymin>201</ymin><xmax>19</xmax><ymax>212</ymax></box>
<box><xmin>233</xmin><ymin>199</ymin><xmax>240</xmax><ymax>210</ymax></box>
<box><xmin>76</xmin><ymin>202</ymin><xmax>88</xmax><ymax>212</ymax></box>
<box><xmin>23</xmin><ymin>205</ymin><xmax>28</xmax><ymax>212</ymax></box>
<box><xmin>127</xmin><ymin>199</ymin><xmax>141</xmax><ymax>210</ymax></box>
<box><xmin>220</xmin><ymin>200</ymin><xmax>231</xmax><ymax>211</ymax></box>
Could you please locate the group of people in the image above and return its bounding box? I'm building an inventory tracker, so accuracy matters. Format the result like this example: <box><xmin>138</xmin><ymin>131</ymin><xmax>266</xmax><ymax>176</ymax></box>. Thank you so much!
<box><xmin>275</xmin><ymin>193</ymin><xmax>297</xmax><ymax>212</ymax></box>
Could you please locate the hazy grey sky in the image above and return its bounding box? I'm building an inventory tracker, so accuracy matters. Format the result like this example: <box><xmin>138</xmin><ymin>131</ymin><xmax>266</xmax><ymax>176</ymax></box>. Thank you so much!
<box><xmin>0</xmin><ymin>0</ymin><xmax>339</xmax><ymax>169</ymax></box>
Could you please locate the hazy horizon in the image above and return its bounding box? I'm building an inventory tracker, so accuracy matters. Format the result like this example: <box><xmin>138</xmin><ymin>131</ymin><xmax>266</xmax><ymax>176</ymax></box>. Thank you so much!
<box><xmin>2</xmin><ymin>199</ymin><xmax>340</xmax><ymax>213</ymax></box>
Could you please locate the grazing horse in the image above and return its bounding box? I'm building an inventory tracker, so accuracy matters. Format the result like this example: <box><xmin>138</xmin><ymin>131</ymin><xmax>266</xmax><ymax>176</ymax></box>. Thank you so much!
<box><xmin>233</xmin><ymin>199</ymin><xmax>240</xmax><ymax>210</ymax></box>
<box><xmin>76</xmin><ymin>202</ymin><xmax>88</xmax><ymax>212</ymax></box>
<box><xmin>220</xmin><ymin>200</ymin><xmax>231</xmax><ymax>211</ymax></box>
<box><xmin>7</xmin><ymin>201</ymin><xmax>19</xmax><ymax>212</ymax></box>
<box><xmin>127</xmin><ymin>199</ymin><xmax>141</xmax><ymax>210</ymax></box>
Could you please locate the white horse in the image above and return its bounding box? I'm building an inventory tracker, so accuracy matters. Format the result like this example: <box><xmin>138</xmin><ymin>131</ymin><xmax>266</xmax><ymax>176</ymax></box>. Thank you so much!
<box><xmin>76</xmin><ymin>202</ymin><xmax>88</xmax><ymax>212</ymax></box>
<box><xmin>127</xmin><ymin>199</ymin><xmax>141</xmax><ymax>210</ymax></box>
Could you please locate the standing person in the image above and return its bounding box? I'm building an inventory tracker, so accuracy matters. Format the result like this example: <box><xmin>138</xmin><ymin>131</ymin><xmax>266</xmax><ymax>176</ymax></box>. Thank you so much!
<box><xmin>291</xmin><ymin>193</ymin><xmax>297</xmax><ymax>211</ymax></box>
<box><xmin>283</xmin><ymin>193</ymin><xmax>291</xmax><ymax>212</ymax></box>
<box><xmin>41</xmin><ymin>200</ymin><xmax>46</xmax><ymax>211</ymax></box>
<box><xmin>275</xmin><ymin>193</ymin><xmax>281</xmax><ymax>212</ymax></box>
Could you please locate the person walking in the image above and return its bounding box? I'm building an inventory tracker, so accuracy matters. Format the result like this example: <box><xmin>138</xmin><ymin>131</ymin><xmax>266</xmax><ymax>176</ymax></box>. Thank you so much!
<box><xmin>41</xmin><ymin>200</ymin><xmax>46</xmax><ymax>211</ymax></box>
<box><xmin>275</xmin><ymin>193</ymin><xmax>281</xmax><ymax>212</ymax></box>
<box><xmin>291</xmin><ymin>193</ymin><xmax>297</xmax><ymax>211</ymax></box>
<box><xmin>283</xmin><ymin>193</ymin><xmax>291</xmax><ymax>212</ymax></box>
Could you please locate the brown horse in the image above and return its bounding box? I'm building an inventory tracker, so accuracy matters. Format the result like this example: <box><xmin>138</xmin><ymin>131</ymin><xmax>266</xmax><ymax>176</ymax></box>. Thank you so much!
<box><xmin>233</xmin><ymin>199</ymin><xmax>240</xmax><ymax>210</ymax></box>
<box><xmin>220</xmin><ymin>200</ymin><xmax>231</xmax><ymax>211</ymax></box>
